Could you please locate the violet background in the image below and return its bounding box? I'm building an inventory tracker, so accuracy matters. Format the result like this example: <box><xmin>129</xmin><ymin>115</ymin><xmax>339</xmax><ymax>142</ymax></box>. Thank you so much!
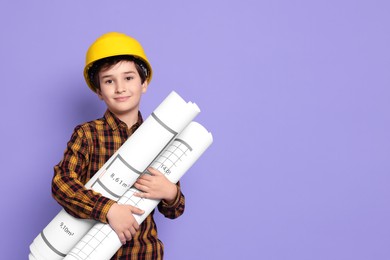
<box><xmin>1</xmin><ymin>0</ymin><xmax>389</xmax><ymax>259</ymax></box>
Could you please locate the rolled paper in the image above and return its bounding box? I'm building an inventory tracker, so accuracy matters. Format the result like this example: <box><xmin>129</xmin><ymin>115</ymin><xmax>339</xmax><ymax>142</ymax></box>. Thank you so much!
<box><xmin>64</xmin><ymin>121</ymin><xmax>213</xmax><ymax>260</ymax></box>
<box><xmin>29</xmin><ymin>91</ymin><xmax>201</xmax><ymax>260</ymax></box>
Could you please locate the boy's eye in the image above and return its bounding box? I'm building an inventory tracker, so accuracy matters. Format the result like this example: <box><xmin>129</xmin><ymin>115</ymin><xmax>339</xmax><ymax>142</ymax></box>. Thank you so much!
<box><xmin>104</xmin><ymin>79</ymin><xmax>113</xmax><ymax>84</ymax></box>
<box><xmin>125</xmin><ymin>76</ymin><xmax>133</xmax><ymax>81</ymax></box>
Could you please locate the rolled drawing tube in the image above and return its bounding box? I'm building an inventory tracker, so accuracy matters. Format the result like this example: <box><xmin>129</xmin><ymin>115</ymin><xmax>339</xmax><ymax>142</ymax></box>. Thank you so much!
<box><xmin>29</xmin><ymin>91</ymin><xmax>200</xmax><ymax>260</ymax></box>
<box><xmin>64</xmin><ymin>121</ymin><xmax>213</xmax><ymax>260</ymax></box>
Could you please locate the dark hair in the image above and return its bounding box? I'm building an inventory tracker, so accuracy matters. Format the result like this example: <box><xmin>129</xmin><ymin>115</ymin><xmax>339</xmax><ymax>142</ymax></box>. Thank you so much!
<box><xmin>88</xmin><ymin>55</ymin><xmax>148</xmax><ymax>91</ymax></box>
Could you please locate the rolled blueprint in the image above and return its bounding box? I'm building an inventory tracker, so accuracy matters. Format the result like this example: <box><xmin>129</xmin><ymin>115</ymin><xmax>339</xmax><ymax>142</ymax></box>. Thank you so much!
<box><xmin>64</xmin><ymin>121</ymin><xmax>213</xmax><ymax>260</ymax></box>
<box><xmin>29</xmin><ymin>91</ymin><xmax>200</xmax><ymax>260</ymax></box>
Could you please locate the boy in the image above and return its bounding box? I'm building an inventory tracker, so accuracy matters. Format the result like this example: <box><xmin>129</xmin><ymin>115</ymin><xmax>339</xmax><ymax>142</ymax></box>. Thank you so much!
<box><xmin>52</xmin><ymin>32</ymin><xmax>185</xmax><ymax>259</ymax></box>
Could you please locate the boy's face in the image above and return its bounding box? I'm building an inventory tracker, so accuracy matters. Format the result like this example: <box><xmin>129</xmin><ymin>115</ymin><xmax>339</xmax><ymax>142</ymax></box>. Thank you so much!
<box><xmin>96</xmin><ymin>60</ymin><xmax>148</xmax><ymax>119</ymax></box>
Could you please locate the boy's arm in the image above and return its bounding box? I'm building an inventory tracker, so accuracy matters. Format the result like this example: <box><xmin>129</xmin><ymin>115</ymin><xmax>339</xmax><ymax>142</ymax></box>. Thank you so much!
<box><xmin>157</xmin><ymin>182</ymin><xmax>185</xmax><ymax>219</ymax></box>
<box><xmin>51</xmin><ymin>125</ymin><xmax>114</xmax><ymax>223</ymax></box>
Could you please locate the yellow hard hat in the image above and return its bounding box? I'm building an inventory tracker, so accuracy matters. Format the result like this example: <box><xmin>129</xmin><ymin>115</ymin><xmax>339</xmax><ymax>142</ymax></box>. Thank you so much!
<box><xmin>84</xmin><ymin>32</ymin><xmax>153</xmax><ymax>92</ymax></box>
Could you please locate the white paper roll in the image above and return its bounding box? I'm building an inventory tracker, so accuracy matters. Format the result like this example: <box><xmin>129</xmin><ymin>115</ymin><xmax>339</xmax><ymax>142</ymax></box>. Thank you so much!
<box><xmin>29</xmin><ymin>91</ymin><xmax>201</xmax><ymax>260</ymax></box>
<box><xmin>64</xmin><ymin>121</ymin><xmax>213</xmax><ymax>260</ymax></box>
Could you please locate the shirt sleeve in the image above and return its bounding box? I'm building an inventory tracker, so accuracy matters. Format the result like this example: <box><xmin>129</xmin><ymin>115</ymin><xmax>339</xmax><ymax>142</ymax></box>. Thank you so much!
<box><xmin>157</xmin><ymin>181</ymin><xmax>185</xmax><ymax>219</ymax></box>
<box><xmin>51</xmin><ymin>125</ymin><xmax>115</xmax><ymax>224</ymax></box>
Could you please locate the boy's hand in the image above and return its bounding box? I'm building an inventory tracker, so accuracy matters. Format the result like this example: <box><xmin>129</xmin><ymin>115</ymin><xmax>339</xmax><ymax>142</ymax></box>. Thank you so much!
<box><xmin>106</xmin><ymin>203</ymin><xmax>144</xmax><ymax>244</ymax></box>
<box><xmin>134</xmin><ymin>167</ymin><xmax>178</xmax><ymax>204</ymax></box>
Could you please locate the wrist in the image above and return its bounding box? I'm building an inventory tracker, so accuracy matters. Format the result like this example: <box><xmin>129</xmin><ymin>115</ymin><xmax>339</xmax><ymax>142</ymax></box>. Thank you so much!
<box><xmin>97</xmin><ymin>198</ymin><xmax>116</xmax><ymax>224</ymax></box>
<box><xmin>164</xmin><ymin>184</ymin><xmax>178</xmax><ymax>204</ymax></box>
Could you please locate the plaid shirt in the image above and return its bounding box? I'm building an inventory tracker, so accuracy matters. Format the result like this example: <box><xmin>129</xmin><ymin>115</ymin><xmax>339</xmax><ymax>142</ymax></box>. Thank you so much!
<box><xmin>52</xmin><ymin>110</ymin><xmax>185</xmax><ymax>259</ymax></box>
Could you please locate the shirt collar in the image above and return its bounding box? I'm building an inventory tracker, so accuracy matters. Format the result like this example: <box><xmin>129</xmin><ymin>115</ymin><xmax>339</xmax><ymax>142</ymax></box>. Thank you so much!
<box><xmin>104</xmin><ymin>110</ymin><xmax>143</xmax><ymax>131</ymax></box>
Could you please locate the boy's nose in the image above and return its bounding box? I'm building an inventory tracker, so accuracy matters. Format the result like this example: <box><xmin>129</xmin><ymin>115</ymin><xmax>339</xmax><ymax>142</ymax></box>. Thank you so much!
<box><xmin>115</xmin><ymin>81</ymin><xmax>126</xmax><ymax>93</ymax></box>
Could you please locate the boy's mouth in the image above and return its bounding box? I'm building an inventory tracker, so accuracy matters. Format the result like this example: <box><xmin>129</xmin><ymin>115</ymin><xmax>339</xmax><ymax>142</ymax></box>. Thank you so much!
<box><xmin>114</xmin><ymin>96</ymin><xmax>130</xmax><ymax>102</ymax></box>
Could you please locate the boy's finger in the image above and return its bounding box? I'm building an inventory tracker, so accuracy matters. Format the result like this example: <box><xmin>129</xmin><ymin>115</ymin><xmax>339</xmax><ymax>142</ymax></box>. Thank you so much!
<box><xmin>131</xmin><ymin>206</ymin><xmax>145</xmax><ymax>215</ymax></box>
<box><xmin>118</xmin><ymin>233</ymin><xmax>126</xmax><ymax>245</ymax></box>
<box><xmin>124</xmin><ymin>230</ymin><xmax>132</xmax><ymax>241</ymax></box>
<box><xmin>147</xmin><ymin>167</ymin><xmax>160</xmax><ymax>175</ymax></box>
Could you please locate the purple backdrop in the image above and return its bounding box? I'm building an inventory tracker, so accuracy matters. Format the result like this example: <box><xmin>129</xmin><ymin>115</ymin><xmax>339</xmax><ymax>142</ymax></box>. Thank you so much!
<box><xmin>1</xmin><ymin>1</ymin><xmax>389</xmax><ymax>259</ymax></box>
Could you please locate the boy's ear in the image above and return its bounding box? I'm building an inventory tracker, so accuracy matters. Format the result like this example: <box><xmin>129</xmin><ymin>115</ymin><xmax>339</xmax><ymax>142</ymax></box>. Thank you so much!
<box><xmin>96</xmin><ymin>89</ymin><xmax>103</xmax><ymax>100</ymax></box>
<box><xmin>141</xmin><ymin>81</ymin><xmax>148</xmax><ymax>93</ymax></box>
